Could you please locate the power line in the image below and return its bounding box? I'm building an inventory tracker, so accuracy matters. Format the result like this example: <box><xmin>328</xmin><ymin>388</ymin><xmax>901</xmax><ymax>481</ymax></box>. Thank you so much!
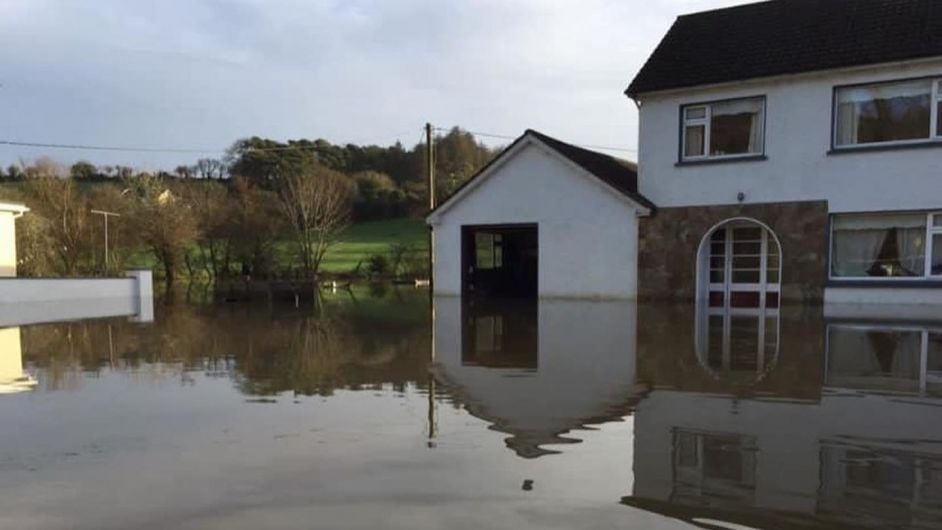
<box><xmin>0</xmin><ymin>130</ymin><xmax>420</xmax><ymax>156</ymax></box>
<box><xmin>432</xmin><ymin>127</ymin><xmax>637</xmax><ymax>154</ymax></box>
<box><xmin>0</xmin><ymin>139</ymin><xmax>220</xmax><ymax>154</ymax></box>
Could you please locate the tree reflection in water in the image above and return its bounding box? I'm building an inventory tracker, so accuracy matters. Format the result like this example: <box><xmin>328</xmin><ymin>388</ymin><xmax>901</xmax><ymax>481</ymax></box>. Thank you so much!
<box><xmin>19</xmin><ymin>285</ymin><xmax>431</xmax><ymax>396</ymax></box>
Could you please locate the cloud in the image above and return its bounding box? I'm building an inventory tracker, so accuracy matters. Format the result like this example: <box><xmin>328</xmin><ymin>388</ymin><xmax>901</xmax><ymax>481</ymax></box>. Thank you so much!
<box><xmin>0</xmin><ymin>0</ymin><xmax>749</xmax><ymax>169</ymax></box>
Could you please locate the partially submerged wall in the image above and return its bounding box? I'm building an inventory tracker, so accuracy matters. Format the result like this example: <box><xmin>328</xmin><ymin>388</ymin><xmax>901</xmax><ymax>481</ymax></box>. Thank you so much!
<box><xmin>0</xmin><ymin>270</ymin><xmax>154</xmax><ymax>326</ymax></box>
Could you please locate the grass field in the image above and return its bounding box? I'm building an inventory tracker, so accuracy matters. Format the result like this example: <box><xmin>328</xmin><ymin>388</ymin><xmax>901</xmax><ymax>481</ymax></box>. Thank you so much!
<box><xmin>318</xmin><ymin>217</ymin><xmax>429</xmax><ymax>274</ymax></box>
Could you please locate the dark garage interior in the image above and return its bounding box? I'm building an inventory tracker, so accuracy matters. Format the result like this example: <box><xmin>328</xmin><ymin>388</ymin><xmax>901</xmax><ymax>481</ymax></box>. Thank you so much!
<box><xmin>461</xmin><ymin>224</ymin><xmax>538</xmax><ymax>298</ymax></box>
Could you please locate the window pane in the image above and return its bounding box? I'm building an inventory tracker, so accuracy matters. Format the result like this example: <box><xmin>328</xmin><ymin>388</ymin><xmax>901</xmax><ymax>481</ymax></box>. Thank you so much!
<box><xmin>733</xmin><ymin>242</ymin><xmax>762</xmax><ymax>255</ymax></box>
<box><xmin>732</xmin><ymin>270</ymin><xmax>761</xmax><ymax>283</ymax></box>
<box><xmin>686</xmin><ymin>106</ymin><xmax>707</xmax><ymax>120</ymax></box>
<box><xmin>733</xmin><ymin>256</ymin><xmax>761</xmax><ymax>269</ymax></box>
<box><xmin>929</xmin><ymin>333</ymin><xmax>942</xmax><ymax>396</ymax></box>
<box><xmin>933</xmin><ymin>234</ymin><xmax>942</xmax><ymax>276</ymax></box>
<box><xmin>735</xmin><ymin>227</ymin><xmax>763</xmax><ymax>240</ymax></box>
<box><xmin>934</xmin><ymin>214</ymin><xmax>942</xmax><ymax>228</ymax></box>
<box><xmin>766</xmin><ymin>269</ymin><xmax>779</xmax><ymax>283</ymax></box>
<box><xmin>709</xmin><ymin>98</ymin><xmax>764</xmax><ymax>156</ymax></box>
<box><xmin>938</xmin><ymin>100</ymin><xmax>942</xmax><ymax>137</ymax></box>
<box><xmin>685</xmin><ymin>125</ymin><xmax>705</xmax><ymax>157</ymax></box>
<box><xmin>831</xmin><ymin>214</ymin><xmax>927</xmax><ymax>277</ymax></box>
<box><xmin>475</xmin><ymin>233</ymin><xmax>495</xmax><ymax>269</ymax></box>
<box><xmin>835</xmin><ymin>80</ymin><xmax>932</xmax><ymax>146</ymax></box>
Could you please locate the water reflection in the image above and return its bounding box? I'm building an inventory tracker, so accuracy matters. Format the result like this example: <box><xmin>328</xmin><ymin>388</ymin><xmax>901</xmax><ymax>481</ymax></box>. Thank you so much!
<box><xmin>431</xmin><ymin>296</ymin><xmax>639</xmax><ymax>458</ymax></box>
<box><xmin>695</xmin><ymin>303</ymin><xmax>780</xmax><ymax>383</ymax></box>
<box><xmin>0</xmin><ymin>328</ymin><xmax>36</xmax><ymax>394</ymax></box>
<box><xmin>628</xmin><ymin>303</ymin><xmax>942</xmax><ymax>530</ymax></box>
<box><xmin>5</xmin><ymin>288</ymin><xmax>942</xmax><ymax>529</ymax></box>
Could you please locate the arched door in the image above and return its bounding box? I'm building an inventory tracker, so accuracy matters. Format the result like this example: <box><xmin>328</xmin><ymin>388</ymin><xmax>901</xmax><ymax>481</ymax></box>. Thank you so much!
<box><xmin>703</xmin><ymin>220</ymin><xmax>781</xmax><ymax>309</ymax></box>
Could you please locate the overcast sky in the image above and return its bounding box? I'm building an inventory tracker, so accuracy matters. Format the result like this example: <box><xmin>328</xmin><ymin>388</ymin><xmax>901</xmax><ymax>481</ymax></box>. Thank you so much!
<box><xmin>0</xmin><ymin>0</ymin><xmax>748</xmax><ymax>170</ymax></box>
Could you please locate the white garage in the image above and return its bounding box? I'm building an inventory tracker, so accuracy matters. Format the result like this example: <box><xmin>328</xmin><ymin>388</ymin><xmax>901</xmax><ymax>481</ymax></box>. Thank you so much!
<box><xmin>426</xmin><ymin>130</ymin><xmax>654</xmax><ymax>299</ymax></box>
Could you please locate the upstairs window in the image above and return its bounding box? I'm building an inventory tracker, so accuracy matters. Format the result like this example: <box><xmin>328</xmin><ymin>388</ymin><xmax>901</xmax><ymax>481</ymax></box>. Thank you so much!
<box><xmin>681</xmin><ymin>97</ymin><xmax>765</xmax><ymax>161</ymax></box>
<box><xmin>834</xmin><ymin>78</ymin><xmax>942</xmax><ymax>148</ymax></box>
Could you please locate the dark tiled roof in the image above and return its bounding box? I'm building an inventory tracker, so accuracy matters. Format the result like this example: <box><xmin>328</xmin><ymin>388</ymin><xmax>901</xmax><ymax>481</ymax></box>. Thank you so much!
<box><xmin>626</xmin><ymin>0</ymin><xmax>942</xmax><ymax>97</ymax></box>
<box><xmin>524</xmin><ymin>130</ymin><xmax>655</xmax><ymax>211</ymax></box>
<box><xmin>428</xmin><ymin>130</ymin><xmax>654</xmax><ymax>218</ymax></box>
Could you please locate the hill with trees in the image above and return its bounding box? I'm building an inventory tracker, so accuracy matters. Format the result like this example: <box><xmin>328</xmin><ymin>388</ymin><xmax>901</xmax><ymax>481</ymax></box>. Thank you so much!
<box><xmin>0</xmin><ymin>126</ymin><xmax>499</xmax><ymax>283</ymax></box>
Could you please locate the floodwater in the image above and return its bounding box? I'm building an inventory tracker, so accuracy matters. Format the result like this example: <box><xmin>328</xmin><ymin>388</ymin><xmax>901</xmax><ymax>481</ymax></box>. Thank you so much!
<box><xmin>1</xmin><ymin>288</ymin><xmax>941</xmax><ymax>530</ymax></box>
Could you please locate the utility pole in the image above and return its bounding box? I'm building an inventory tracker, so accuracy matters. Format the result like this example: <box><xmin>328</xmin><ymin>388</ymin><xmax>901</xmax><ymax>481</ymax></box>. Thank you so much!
<box><xmin>426</xmin><ymin>122</ymin><xmax>435</xmax><ymax>211</ymax></box>
<box><xmin>425</xmin><ymin>123</ymin><xmax>435</xmax><ymax>290</ymax></box>
<box><xmin>91</xmin><ymin>209</ymin><xmax>120</xmax><ymax>275</ymax></box>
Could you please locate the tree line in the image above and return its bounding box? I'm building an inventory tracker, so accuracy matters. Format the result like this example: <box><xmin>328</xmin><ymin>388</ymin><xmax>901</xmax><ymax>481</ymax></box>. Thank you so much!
<box><xmin>3</xmin><ymin>127</ymin><xmax>498</xmax><ymax>283</ymax></box>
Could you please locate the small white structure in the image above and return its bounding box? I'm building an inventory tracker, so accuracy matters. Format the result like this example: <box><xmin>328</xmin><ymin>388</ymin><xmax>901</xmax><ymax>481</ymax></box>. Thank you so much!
<box><xmin>0</xmin><ymin>201</ymin><xmax>29</xmax><ymax>277</ymax></box>
<box><xmin>426</xmin><ymin>130</ymin><xmax>653</xmax><ymax>300</ymax></box>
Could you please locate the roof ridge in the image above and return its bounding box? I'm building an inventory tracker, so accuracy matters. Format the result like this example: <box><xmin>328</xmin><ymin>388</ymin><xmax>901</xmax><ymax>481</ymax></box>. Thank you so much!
<box><xmin>524</xmin><ymin>129</ymin><xmax>637</xmax><ymax>168</ymax></box>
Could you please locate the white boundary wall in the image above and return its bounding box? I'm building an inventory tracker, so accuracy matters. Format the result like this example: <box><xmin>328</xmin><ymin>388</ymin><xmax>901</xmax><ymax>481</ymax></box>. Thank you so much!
<box><xmin>0</xmin><ymin>270</ymin><xmax>153</xmax><ymax>326</ymax></box>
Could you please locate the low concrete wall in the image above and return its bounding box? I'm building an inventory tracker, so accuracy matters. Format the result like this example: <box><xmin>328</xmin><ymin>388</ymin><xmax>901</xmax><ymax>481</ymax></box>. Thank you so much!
<box><xmin>0</xmin><ymin>270</ymin><xmax>153</xmax><ymax>326</ymax></box>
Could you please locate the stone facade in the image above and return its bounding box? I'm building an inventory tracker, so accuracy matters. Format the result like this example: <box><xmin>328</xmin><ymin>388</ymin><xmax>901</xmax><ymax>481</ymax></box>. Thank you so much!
<box><xmin>638</xmin><ymin>200</ymin><xmax>829</xmax><ymax>303</ymax></box>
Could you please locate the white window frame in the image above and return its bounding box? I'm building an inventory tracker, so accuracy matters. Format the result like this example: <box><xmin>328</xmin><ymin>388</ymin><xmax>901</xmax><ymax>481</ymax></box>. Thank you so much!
<box><xmin>928</xmin><ymin>212</ymin><xmax>942</xmax><ymax>278</ymax></box>
<box><xmin>828</xmin><ymin>211</ymin><xmax>942</xmax><ymax>281</ymax></box>
<box><xmin>832</xmin><ymin>77</ymin><xmax>942</xmax><ymax>150</ymax></box>
<box><xmin>934</xmin><ymin>79</ymin><xmax>942</xmax><ymax>139</ymax></box>
<box><xmin>681</xmin><ymin>97</ymin><xmax>766</xmax><ymax>162</ymax></box>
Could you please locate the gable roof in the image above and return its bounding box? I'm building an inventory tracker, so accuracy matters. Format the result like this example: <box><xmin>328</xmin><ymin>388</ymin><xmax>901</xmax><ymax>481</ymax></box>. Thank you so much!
<box><xmin>427</xmin><ymin>130</ymin><xmax>654</xmax><ymax>222</ymax></box>
<box><xmin>626</xmin><ymin>0</ymin><xmax>942</xmax><ymax>98</ymax></box>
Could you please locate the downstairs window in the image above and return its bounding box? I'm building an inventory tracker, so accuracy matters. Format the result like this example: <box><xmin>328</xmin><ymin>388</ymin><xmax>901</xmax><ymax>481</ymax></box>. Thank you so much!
<box><xmin>830</xmin><ymin>212</ymin><xmax>942</xmax><ymax>279</ymax></box>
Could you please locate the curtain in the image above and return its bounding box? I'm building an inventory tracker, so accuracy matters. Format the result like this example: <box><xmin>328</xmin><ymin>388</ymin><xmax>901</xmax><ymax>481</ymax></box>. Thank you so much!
<box><xmin>836</xmin><ymin>102</ymin><xmax>859</xmax><ymax>145</ymax></box>
<box><xmin>897</xmin><ymin>227</ymin><xmax>926</xmax><ymax>276</ymax></box>
<box><xmin>832</xmin><ymin>228</ymin><xmax>886</xmax><ymax>277</ymax></box>
<box><xmin>748</xmin><ymin>107</ymin><xmax>763</xmax><ymax>153</ymax></box>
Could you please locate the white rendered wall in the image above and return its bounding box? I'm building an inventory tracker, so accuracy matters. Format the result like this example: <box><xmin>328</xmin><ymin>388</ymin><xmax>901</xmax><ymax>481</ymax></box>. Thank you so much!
<box><xmin>0</xmin><ymin>270</ymin><xmax>154</xmax><ymax>326</ymax></box>
<box><xmin>430</xmin><ymin>142</ymin><xmax>642</xmax><ymax>299</ymax></box>
<box><xmin>636</xmin><ymin>58</ymin><xmax>942</xmax><ymax>213</ymax></box>
<box><xmin>0</xmin><ymin>212</ymin><xmax>16</xmax><ymax>277</ymax></box>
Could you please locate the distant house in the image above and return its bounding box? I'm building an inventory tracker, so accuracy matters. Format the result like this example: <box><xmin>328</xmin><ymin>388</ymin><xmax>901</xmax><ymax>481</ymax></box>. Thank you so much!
<box><xmin>0</xmin><ymin>201</ymin><xmax>29</xmax><ymax>277</ymax></box>
<box><xmin>426</xmin><ymin>130</ymin><xmax>653</xmax><ymax>299</ymax></box>
<box><xmin>628</xmin><ymin>0</ymin><xmax>942</xmax><ymax>307</ymax></box>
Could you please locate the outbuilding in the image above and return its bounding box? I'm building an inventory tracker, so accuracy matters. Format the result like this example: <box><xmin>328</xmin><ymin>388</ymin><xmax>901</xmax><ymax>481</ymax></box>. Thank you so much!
<box><xmin>426</xmin><ymin>130</ymin><xmax>654</xmax><ymax>299</ymax></box>
<box><xmin>0</xmin><ymin>201</ymin><xmax>29</xmax><ymax>278</ymax></box>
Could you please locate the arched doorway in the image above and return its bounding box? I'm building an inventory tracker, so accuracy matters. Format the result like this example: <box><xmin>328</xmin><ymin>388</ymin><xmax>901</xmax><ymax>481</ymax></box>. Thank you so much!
<box><xmin>698</xmin><ymin>218</ymin><xmax>782</xmax><ymax>309</ymax></box>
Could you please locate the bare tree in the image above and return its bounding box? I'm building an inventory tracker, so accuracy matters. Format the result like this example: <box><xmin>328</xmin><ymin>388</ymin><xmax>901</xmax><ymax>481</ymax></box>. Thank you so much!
<box><xmin>276</xmin><ymin>164</ymin><xmax>353</xmax><ymax>276</ymax></box>
<box><xmin>21</xmin><ymin>159</ymin><xmax>93</xmax><ymax>275</ymax></box>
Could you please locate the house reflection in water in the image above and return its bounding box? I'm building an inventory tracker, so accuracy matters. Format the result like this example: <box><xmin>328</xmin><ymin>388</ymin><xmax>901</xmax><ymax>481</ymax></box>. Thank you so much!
<box><xmin>431</xmin><ymin>296</ymin><xmax>640</xmax><ymax>458</ymax></box>
<box><xmin>627</xmin><ymin>303</ymin><xmax>942</xmax><ymax>529</ymax></box>
<box><xmin>0</xmin><ymin>327</ymin><xmax>36</xmax><ymax>394</ymax></box>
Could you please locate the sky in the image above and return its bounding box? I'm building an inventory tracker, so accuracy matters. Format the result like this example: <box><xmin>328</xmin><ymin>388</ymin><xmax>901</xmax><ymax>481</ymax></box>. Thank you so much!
<box><xmin>0</xmin><ymin>0</ymin><xmax>750</xmax><ymax>170</ymax></box>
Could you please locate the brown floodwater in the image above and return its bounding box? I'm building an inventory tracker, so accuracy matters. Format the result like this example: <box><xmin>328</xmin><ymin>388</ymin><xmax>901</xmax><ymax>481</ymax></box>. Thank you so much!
<box><xmin>1</xmin><ymin>287</ymin><xmax>940</xmax><ymax>529</ymax></box>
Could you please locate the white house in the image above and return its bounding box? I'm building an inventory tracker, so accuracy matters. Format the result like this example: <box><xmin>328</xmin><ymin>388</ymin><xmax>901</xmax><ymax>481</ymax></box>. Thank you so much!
<box><xmin>426</xmin><ymin>130</ymin><xmax>653</xmax><ymax>299</ymax></box>
<box><xmin>627</xmin><ymin>0</ymin><xmax>942</xmax><ymax>307</ymax></box>
<box><xmin>0</xmin><ymin>201</ymin><xmax>29</xmax><ymax>277</ymax></box>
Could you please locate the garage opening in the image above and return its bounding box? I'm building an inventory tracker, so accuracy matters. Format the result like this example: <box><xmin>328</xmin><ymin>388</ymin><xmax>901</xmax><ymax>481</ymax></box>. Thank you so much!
<box><xmin>462</xmin><ymin>224</ymin><xmax>538</xmax><ymax>298</ymax></box>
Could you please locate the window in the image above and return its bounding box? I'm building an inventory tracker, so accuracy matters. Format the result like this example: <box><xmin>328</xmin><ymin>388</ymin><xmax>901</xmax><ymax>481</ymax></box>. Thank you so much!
<box><xmin>834</xmin><ymin>78</ymin><xmax>942</xmax><ymax>148</ymax></box>
<box><xmin>831</xmin><ymin>214</ymin><xmax>926</xmax><ymax>278</ymax></box>
<box><xmin>931</xmin><ymin>213</ymin><xmax>942</xmax><ymax>277</ymax></box>
<box><xmin>474</xmin><ymin>233</ymin><xmax>502</xmax><ymax>270</ymax></box>
<box><xmin>682</xmin><ymin>97</ymin><xmax>765</xmax><ymax>160</ymax></box>
<box><xmin>830</xmin><ymin>212</ymin><xmax>942</xmax><ymax>280</ymax></box>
